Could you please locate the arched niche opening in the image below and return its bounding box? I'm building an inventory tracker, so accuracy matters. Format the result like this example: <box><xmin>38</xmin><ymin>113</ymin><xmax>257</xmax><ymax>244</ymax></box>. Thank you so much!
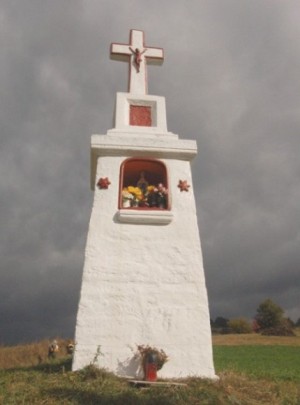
<box><xmin>119</xmin><ymin>158</ymin><xmax>169</xmax><ymax>210</ymax></box>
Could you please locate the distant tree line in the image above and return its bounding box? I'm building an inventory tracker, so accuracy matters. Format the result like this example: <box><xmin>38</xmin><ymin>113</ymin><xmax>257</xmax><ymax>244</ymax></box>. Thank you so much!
<box><xmin>211</xmin><ymin>298</ymin><xmax>297</xmax><ymax>336</ymax></box>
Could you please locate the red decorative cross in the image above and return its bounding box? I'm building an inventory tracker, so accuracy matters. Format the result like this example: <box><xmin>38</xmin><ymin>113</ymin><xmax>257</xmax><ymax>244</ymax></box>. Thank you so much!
<box><xmin>178</xmin><ymin>180</ymin><xmax>190</xmax><ymax>192</ymax></box>
<box><xmin>97</xmin><ymin>177</ymin><xmax>111</xmax><ymax>189</ymax></box>
<box><xmin>110</xmin><ymin>29</ymin><xmax>164</xmax><ymax>95</ymax></box>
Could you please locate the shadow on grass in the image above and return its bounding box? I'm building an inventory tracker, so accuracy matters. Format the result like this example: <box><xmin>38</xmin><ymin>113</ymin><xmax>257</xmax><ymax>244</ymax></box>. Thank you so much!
<box><xmin>44</xmin><ymin>386</ymin><xmax>188</xmax><ymax>405</ymax></box>
<box><xmin>45</xmin><ymin>386</ymin><xmax>138</xmax><ymax>405</ymax></box>
<box><xmin>44</xmin><ymin>369</ymin><xmax>223</xmax><ymax>405</ymax></box>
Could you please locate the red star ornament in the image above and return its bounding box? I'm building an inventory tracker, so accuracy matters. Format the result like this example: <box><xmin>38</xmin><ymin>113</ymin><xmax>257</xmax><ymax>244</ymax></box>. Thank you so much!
<box><xmin>97</xmin><ymin>177</ymin><xmax>111</xmax><ymax>189</ymax></box>
<box><xmin>178</xmin><ymin>179</ymin><xmax>190</xmax><ymax>192</ymax></box>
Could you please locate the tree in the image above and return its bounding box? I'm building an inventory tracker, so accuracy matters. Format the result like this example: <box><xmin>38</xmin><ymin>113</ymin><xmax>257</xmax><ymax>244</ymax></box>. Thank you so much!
<box><xmin>213</xmin><ymin>317</ymin><xmax>229</xmax><ymax>328</ymax></box>
<box><xmin>255</xmin><ymin>298</ymin><xmax>295</xmax><ymax>336</ymax></box>
<box><xmin>211</xmin><ymin>316</ymin><xmax>229</xmax><ymax>334</ymax></box>
<box><xmin>255</xmin><ymin>298</ymin><xmax>284</xmax><ymax>330</ymax></box>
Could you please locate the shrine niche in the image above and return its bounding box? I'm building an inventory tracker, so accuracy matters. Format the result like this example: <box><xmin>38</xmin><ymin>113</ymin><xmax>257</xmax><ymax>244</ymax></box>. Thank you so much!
<box><xmin>119</xmin><ymin>158</ymin><xmax>169</xmax><ymax>209</ymax></box>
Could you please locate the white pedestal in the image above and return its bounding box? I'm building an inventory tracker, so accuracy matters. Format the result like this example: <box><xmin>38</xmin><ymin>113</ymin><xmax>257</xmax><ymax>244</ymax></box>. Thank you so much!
<box><xmin>73</xmin><ymin>93</ymin><xmax>217</xmax><ymax>379</ymax></box>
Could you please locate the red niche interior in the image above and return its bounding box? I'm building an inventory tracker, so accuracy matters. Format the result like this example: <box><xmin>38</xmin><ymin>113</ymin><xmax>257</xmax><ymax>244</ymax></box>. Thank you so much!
<box><xmin>119</xmin><ymin>158</ymin><xmax>169</xmax><ymax>209</ymax></box>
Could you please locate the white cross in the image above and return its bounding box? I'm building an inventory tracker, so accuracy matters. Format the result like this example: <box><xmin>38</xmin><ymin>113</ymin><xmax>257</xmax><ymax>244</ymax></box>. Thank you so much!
<box><xmin>110</xmin><ymin>29</ymin><xmax>164</xmax><ymax>95</ymax></box>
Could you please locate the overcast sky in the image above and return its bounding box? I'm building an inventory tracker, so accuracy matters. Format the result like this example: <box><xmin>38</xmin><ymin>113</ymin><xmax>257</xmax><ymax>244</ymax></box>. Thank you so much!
<box><xmin>1</xmin><ymin>0</ymin><xmax>299</xmax><ymax>345</ymax></box>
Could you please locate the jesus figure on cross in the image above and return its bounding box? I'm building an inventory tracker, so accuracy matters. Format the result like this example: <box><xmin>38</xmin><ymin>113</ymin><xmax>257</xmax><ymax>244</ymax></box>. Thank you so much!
<box><xmin>129</xmin><ymin>47</ymin><xmax>147</xmax><ymax>72</ymax></box>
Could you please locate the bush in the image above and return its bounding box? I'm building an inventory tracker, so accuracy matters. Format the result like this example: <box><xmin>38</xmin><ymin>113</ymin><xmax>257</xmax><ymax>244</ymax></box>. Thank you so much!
<box><xmin>211</xmin><ymin>316</ymin><xmax>229</xmax><ymax>334</ymax></box>
<box><xmin>213</xmin><ymin>317</ymin><xmax>229</xmax><ymax>328</ymax></box>
<box><xmin>227</xmin><ymin>318</ymin><xmax>252</xmax><ymax>334</ymax></box>
<box><xmin>261</xmin><ymin>318</ymin><xmax>295</xmax><ymax>336</ymax></box>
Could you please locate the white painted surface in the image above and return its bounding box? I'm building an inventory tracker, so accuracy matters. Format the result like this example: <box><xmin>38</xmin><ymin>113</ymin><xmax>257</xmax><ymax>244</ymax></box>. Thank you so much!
<box><xmin>73</xmin><ymin>92</ymin><xmax>217</xmax><ymax>379</ymax></box>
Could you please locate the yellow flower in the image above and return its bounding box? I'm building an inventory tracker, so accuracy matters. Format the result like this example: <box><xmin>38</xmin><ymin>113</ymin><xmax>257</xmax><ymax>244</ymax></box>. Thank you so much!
<box><xmin>134</xmin><ymin>187</ymin><xmax>142</xmax><ymax>196</ymax></box>
<box><xmin>127</xmin><ymin>186</ymin><xmax>142</xmax><ymax>196</ymax></box>
<box><xmin>127</xmin><ymin>186</ymin><xmax>136</xmax><ymax>194</ymax></box>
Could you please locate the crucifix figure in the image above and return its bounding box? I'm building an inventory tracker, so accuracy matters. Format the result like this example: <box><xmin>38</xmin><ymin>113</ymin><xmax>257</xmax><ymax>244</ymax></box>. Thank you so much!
<box><xmin>110</xmin><ymin>29</ymin><xmax>164</xmax><ymax>95</ymax></box>
<box><xmin>129</xmin><ymin>47</ymin><xmax>147</xmax><ymax>73</ymax></box>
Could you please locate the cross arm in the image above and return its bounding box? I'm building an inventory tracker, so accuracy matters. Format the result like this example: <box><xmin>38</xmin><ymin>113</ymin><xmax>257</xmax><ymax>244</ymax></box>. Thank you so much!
<box><xmin>145</xmin><ymin>47</ymin><xmax>164</xmax><ymax>65</ymax></box>
<box><xmin>110</xmin><ymin>43</ymin><xmax>131</xmax><ymax>62</ymax></box>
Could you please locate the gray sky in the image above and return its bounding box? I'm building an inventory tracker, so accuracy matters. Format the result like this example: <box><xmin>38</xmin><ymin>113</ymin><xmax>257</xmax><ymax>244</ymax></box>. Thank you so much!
<box><xmin>1</xmin><ymin>0</ymin><xmax>299</xmax><ymax>344</ymax></box>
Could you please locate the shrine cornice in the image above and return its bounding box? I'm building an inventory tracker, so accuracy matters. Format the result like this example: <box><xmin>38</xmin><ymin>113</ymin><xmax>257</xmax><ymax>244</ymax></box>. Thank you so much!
<box><xmin>91</xmin><ymin>134</ymin><xmax>197</xmax><ymax>159</ymax></box>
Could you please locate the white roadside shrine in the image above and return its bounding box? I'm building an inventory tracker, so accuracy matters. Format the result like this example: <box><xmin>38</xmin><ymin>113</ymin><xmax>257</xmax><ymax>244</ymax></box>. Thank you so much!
<box><xmin>72</xmin><ymin>29</ymin><xmax>217</xmax><ymax>380</ymax></box>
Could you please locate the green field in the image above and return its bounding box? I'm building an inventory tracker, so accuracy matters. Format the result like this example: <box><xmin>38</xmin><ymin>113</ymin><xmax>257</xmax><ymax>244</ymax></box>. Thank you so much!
<box><xmin>0</xmin><ymin>336</ymin><xmax>299</xmax><ymax>404</ymax></box>
<box><xmin>214</xmin><ymin>345</ymin><xmax>300</xmax><ymax>381</ymax></box>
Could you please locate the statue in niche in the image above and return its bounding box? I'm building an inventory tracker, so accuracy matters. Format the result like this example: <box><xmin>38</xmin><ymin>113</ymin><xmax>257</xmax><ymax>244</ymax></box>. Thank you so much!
<box><xmin>137</xmin><ymin>171</ymin><xmax>149</xmax><ymax>194</ymax></box>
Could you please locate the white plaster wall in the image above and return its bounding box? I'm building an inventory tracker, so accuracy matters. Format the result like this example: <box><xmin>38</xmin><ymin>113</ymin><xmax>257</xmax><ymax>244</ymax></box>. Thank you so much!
<box><xmin>73</xmin><ymin>152</ymin><xmax>217</xmax><ymax>379</ymax></box>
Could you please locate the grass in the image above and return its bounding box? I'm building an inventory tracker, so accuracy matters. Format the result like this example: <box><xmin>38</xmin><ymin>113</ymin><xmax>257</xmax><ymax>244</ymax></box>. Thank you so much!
<box><xmin>213</xmin><ymin>330</ymin><xmax>300</xmax><ymax>381</ymax></box>
<box><xmin>0</xmin><ymin>338</ymin><xmax>69</xmax><ymax>369</ymax></box>
<box><xmin>214</xmin><ymin>345</ymin><xmax>300</xmax><ymax>381</ymax></box>
<box><xmin>0</xmin><ymin>333</ymin><xmax>299</xmax><ymax>404</ymax></box>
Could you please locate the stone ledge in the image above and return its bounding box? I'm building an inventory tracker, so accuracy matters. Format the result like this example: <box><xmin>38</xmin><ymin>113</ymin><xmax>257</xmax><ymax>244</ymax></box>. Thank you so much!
<box><xmin>117</xmin><ymin>209</ymin><xmax>173</xmax><ymax>225</ymax></box>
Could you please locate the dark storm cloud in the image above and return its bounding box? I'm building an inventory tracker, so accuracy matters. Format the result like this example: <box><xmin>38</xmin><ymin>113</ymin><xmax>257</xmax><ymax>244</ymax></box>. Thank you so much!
<box><xmin>0</xmin><ymin>0</ymin><xmax>299</xmax><ymax>344</ymax></box>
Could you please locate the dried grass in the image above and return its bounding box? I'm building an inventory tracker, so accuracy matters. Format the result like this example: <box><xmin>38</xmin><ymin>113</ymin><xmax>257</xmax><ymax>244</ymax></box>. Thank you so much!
<box><xmin>213</xmin><ymin>329</ymin><xmax>300</xmax><ymax>346</ymax></box>
<box><xmin>218</xmin><ymin>371</ymin><xmax>300</xmax><ymax>405</ymax></box>
<box><xmin>0</xmin><ymin>338</ymin><xmax>71</xmax><ymax>369</ymax></box>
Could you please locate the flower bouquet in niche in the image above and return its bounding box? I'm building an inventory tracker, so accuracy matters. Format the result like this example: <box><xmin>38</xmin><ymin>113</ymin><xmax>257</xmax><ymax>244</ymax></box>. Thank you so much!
<box><xmin>122</xmin><ymin>183</ymin><xmax>168</xmax><ymax>209</ymax></box>
<box><xmin>122</xmin><ymin>186</ymin><xmax>143</xmax><ymax>207</ymax></box>
<box><xmin>121</xmin><ymin>189</ymin><xmax>134</xmax><ymax>207</ymax></box>
<box><xmin>147</xmin><ymin>183</ymin><xmax>168</xmax><ymax>208</ymax></box>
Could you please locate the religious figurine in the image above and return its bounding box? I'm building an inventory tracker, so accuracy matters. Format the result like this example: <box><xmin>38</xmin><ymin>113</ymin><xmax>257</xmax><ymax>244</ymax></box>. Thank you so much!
<box><xmin>137</xmin><ymin>171</ymin><xmax>149</xmax><ymax>194</ymax></box>
<box><xmin>130</xmin><ymin>47</ymin><xmax>147</xmax><ymax>72</ymax></box>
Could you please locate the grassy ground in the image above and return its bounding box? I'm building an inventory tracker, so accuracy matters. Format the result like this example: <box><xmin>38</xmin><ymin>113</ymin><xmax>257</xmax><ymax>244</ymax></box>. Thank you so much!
<box><xmin>214</xmin><ymin>345</ymin><xmax>300</xmax><ymax>381</ymax></box>
<box><xmin>0</xmin><ymin>333</ymin><xmax>299</xmax><ymax>404</ymax></box>
<box><xmin>213</xmin><ymin>330</ymin><xmax>300</xmax><ymax>381</ymax></box>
